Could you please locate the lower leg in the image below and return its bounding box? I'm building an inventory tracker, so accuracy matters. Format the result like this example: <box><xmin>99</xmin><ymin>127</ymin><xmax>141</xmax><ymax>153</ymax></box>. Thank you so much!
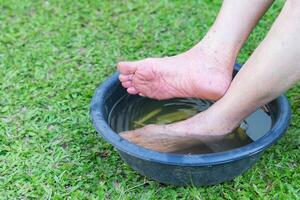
<box><xmin>208</xmin><ymin>0</ymin><xmax>300</xmax><ymax>131</ymax></box>
<box><xmin>121</xmin><ymin>0</ymin><xmax>300</xmax><ymax>152</ymax></box>
<box><xmin>118</xmin><ymin>0</ymin><xmax>273</xmax><ymax>100</ymax></box>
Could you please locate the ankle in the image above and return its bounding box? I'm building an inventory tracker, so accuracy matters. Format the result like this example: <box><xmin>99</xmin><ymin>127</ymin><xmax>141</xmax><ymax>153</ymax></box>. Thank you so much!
<box><xmin>188</xmin><ymin>37</ymin><xmax>238</xmax><ymax>70</ymax></box>
<box><xmin>203</xmin><ymin>103</ymin><xmax>242</xmax><ymax>135</ymax></box>
<box><xmin>199</xmin><ymin>27</ymin><xmax>242</xmax><ymax>59</ymax></box>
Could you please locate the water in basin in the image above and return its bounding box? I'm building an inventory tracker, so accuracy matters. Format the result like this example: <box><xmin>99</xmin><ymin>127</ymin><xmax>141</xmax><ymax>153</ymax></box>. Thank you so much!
<box><xmin>108</xmin><ymin>94</ymin><xmax>272</xmax><ymax>154</ymax></box>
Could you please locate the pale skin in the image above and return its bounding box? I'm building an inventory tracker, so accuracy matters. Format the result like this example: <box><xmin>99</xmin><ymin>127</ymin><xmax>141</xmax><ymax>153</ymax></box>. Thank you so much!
<box><xmin>118</xmin><ymin>0</ymin><xmax>274</xmax><ymax>100</ymax></box>
<box><xmin>118</xmin><ymin>0</ymin><xmax>300</xmax><ymax>152</ymax></box>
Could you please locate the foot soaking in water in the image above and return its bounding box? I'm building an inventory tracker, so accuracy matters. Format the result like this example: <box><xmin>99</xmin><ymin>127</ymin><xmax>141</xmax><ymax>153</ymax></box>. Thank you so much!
<box><xmin>109</xmin><ymin>95</ymin><xmax>272</xmax><ymax>153</ymax></box>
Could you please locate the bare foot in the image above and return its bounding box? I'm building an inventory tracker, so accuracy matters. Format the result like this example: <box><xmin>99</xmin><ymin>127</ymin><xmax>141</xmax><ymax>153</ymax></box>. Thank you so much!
<box><xmin>117</xmin><ymin>42</ymin><xmax>237</xmax><ymax>100</ymax></box>
<box><xmin>120</xmin><ymin>108</ymin><xmax>237</xmax><ymax>152</ymax></box>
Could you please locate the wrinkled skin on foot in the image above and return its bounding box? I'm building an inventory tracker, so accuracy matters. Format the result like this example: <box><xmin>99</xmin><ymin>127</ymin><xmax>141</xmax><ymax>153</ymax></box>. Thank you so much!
<box><xmin>118</xmin><ymin>46</ymin><xmax>234</xmax><ymax>100</ymax></box>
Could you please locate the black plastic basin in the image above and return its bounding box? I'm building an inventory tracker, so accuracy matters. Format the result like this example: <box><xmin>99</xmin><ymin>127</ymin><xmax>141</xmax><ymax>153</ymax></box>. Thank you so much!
<box><xmin>90</xmin><ymin>64</ymin><xmax>291</xmax><ymax>186</ymax></box>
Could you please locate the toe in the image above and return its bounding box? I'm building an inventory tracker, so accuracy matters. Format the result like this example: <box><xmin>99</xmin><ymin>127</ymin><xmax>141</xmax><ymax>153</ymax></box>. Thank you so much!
<box><xmin>119</xmin><ymin>74</ymin><xmax>133</xmax><ymax>82</ymax></box>
<box><xmin>127</xmin><ymin>87</ymin><xmax>139</xmax><ymax>94</ymax></box>
<box><xmin>117</xmin><ymin>61</ymin><xmax>138</xmax><ymax>75</ymax></box>
<box><xmin>120</xmin><ymin>131</ymin><xmax>138</xmax><ymax>139</ymax></box>
<box><xmin>121</xmin><ymin>81</ymin><xmax>133</xmax><ymax>88</ymax></box>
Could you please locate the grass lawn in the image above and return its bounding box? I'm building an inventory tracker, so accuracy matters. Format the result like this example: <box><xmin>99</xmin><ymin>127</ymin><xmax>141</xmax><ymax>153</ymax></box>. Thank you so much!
<box><xmin>0</xmin><ymin>0</ymin><xmax>299</xmax><ymax>199</ymax></box>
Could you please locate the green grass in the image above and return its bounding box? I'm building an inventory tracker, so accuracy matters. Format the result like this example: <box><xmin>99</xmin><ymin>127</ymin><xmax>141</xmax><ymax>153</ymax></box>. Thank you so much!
<box><xmin>0</xmin><ymin>0</ymin><xmax>299</xmax><ymax>199</ymax></box>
